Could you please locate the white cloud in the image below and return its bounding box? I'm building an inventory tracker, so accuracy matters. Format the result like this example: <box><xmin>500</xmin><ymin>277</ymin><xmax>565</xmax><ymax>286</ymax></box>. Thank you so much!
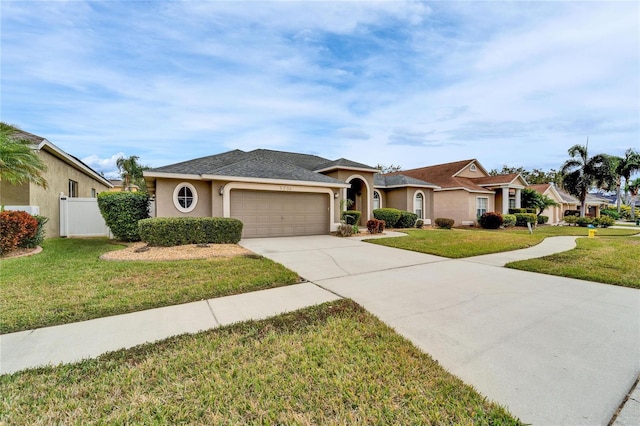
<box><xmin>81</xmin><ymin>152</ymin><xmax>124</xmax><ymax>179</ymax></box>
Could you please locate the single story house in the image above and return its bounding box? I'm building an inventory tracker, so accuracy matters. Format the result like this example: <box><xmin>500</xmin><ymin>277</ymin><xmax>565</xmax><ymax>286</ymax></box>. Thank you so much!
<box><xmin>0</xmin><ymin>129</ymin><xmax>112</xmax><ymax>237</ymax></box>
<box><xmin>382</xmin><ymin>159</ymin><xmax>528</xmax><ymax>226</ymax></box>
<box><xmin>530</xmin><ymin>184</ymin><xmax>606</xmax><ymax>219</ymax></box>
<box><xmin>144</xmin><ymin>149</ymin><xmax>439</xmax><ymax>238</ymax></box>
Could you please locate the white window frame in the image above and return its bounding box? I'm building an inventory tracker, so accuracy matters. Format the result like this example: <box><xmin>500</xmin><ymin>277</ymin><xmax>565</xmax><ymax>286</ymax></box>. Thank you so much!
<box><xmin>476</xmin><ymin>197</ymin><xmax>488</xmax><ymax>218</ymax></box>
<box><xmin>91</xmin><ymin>188</ymin><xmax>96</xmax><ymax>198</ymax></box>
<box><xmin>470</xmin><ymin>164</ymin><xmax>477</xmax><ymax>172</ymax></box>
<box><xmin>414</xmin><ymin>191</ymin><xmax>425</xmax><ymax>219</ymax></box>
<box><xmin>373</xmin><ymin>190</ymin><xmax>381</xmax><ymax>210</ymax></box>
<box><xmin>69</xmin><ymin>180</ymin><xmax>78</xmax><ymax>198</ymax></box>
<box><xmin>173</xmin><ymin>182</ymin><xmax>198</xmax><ymax>213</ymax></box>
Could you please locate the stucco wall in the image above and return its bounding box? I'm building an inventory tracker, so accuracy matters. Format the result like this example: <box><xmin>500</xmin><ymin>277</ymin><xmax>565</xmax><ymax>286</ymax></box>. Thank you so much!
<box><xmin>6</xmin><ymin>150</ymin><xmax>110</xmax><ymax>238</ymax></box>
<box><xmin>0</xmin><ymin>181</ymin><xmax>29</xmax><ymax>205</ymax></box>
<box><xmin>154</xmin><ymin>178</ymin><xmax>213</xmax><ymax>217</ymax></box>
<box><xmin>380</xmin><ymin>188</ymin><xmax>435</xmax><ymax>222</ymax></box>
<box><xmin>456</xmin><ymin>163</ymin><xmax>486</xmax><ymax>178</ymax></box>
<box><xmin>433</xmin><ymin>190</ymin><xmax>494</xmax><ymax>226</ymax></box>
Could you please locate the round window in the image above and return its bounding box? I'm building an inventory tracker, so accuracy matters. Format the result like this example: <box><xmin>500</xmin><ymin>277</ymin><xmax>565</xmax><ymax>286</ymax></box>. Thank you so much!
<box><xmin>173</xmin><ymin>183</ymin><xmax>198</xmax><ymax>213</ymax></box>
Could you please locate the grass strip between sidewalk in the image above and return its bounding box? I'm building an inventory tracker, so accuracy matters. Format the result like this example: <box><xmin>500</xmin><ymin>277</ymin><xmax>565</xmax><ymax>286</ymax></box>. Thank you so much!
<box><xmin>0</xmin><ymin>300</ymin><xmax>521</xmax><ymax>425</ymax></box>
<box><xmin>0</xmin><ymin>238</ymin><xmax>299</xmax><ymax>334</ymax></box>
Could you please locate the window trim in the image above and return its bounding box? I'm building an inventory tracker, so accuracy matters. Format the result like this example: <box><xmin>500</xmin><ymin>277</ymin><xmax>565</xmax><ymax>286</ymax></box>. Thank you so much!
<box><xmin>414</xmin><ymin>190</ymin><xmax>425</xmax><ymax>219</ymax></box>
<box><xmin>476</xmin><ymin>196</ymin><xmax>488</xmax><ymax>218</ymax></box>
<box><xmin>69</xmin><ymin>180</ymin><xmax>78</xmax><ymax>198</ymax></box>
<box><xmin>173</xmin><ymin>182</ymin><xmax>198</xmax><ymax>213</ymax></box>
<box><xmin>373</xmin><ymin>190</ymin><xmax>381</xmax><ymax>210</ymax></box>
<box><xmin>470</xmin><ymin>164</ymin><xmax>477</xmax><ymax>172</ymax></box>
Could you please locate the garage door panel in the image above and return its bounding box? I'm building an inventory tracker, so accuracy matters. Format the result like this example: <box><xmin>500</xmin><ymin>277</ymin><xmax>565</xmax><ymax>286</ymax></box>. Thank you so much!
<box><xmin>231</xmin><ymin>190</ymin><xmax>329</xmax><ymax>238</ymax></box>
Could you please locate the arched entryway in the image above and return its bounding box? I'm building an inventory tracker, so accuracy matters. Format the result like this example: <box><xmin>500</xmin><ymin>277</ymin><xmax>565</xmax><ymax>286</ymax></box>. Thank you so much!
<box><xmin>345</xmin><ymin>175</ymin><xmax>370</xmax><ymax>226</ymax></box>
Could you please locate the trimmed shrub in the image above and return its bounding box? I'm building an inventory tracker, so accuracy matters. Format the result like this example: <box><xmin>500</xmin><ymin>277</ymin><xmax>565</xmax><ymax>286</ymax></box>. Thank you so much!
<box><xmin>416</xmin><ymin>219</ymin><xmax>424</xmax><ymax>229</ymax></box>
<box><xmin>478</xmin><ymin>212</ymin><xmax>503</xmax><ymax>229</ymax></box>
<box><xmin>98</xmin><ymin>192</ymin><xmax>150</xmax><ymax>242</ymax></box>
<box><xmin>335</xmin><ymin>223</ymin><xmax>353</xmax><ymax>237</ymax></box>
<box><xmin>595</xmin><ymin>216</ymin><xmax>615</xmax><ymax>228</ymax></box>
<box><xmin>0</xmin><ymin>210</ymin><xmax>38</xmax><ymax>255</ymax></box>
<box><xmin>537</xmin><ymin>215</ymin><xmax>549</xmax><ymax>225</ymax></box>
<box><xmin>138</xmin><ymin>217</ymin><xmax>243</xmax><ymax>246</ymax></box>
<box><xmin>514</xmin><ymin>213</ymin><xmax>537</xmax><ymax>227</ymax></box>
<box><xmin>435</xmin><ymin>217</ymin><xmax>454</xmax><ymax>229</ymax></box>
<box><xmin>503</xmin><ymin>214</ymin><xmax>516</xmax><ymax>228</ymax></box>
<box><xmin>341</xmin><ymin>210</ymin><xmax>361</xmax><ymax>225</ymax></box>
<box><xmin>373</xmin><ymin>208</ymin><xmax>402</xmax><ymax>228</ymax></box>
<box><xmin>600</xmin><ymin>209</ymin><xmax>620</xmax><ymax>220</ymax></box>
<box><xmin>509</xmin><ymin>208</ymin><xmax>536</xmax><ymax>214</ymax></box>
<box><xmin>576</xmin><ymin>217</ymin><xmax>594</xmax><ymax>227</ymax></box>
<box><xmin>367</xmin><ymin>219</ymin><xmax>385</xmax><ymax>234</ymax></box>
<box><xmin>19</xmin><ymin>215</ymin><xmax>49</xmax><ymax>248</ymax></box>
<box><xmin>563</xmin><ymin>215</ymin><xmax>578</xmax><ymax>226</ymax></box>
<box><xmin>396</xmin><ymin>211</ymin><xmax>418</xmax><ymax>228</ymax></box>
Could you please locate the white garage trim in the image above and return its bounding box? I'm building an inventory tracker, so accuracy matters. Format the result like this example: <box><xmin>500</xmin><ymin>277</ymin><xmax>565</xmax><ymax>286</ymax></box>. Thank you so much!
<box><xmin>222</xmin><ymin>182</ymin><xmax>339</xmax><ymax>232</ymax></box>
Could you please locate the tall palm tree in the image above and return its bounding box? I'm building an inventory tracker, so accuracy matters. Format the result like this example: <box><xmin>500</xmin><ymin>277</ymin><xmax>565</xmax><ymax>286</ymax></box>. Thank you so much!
<box><xmin>116</xmin><ymin>155</ymin><xmax>148</xmax><ymax>191</ymax></box>
<box><xmin>560</xmin><ymin>143</ymin><xmax>614</xmax><ymax>217</ymax></box>
<box><xmin>627</xmin><ymin>178</ymin><xmax>640</xmax><ymax>220</ymax></box>
<box><xmin>611</xmin><ymin>149</ymin><xmax>640</xmax><ymax>212</ymax></box>
<box><xmin>0</xmin><ymin>122</ymin><xmax>47</xmax><ymax>188</ymax></box>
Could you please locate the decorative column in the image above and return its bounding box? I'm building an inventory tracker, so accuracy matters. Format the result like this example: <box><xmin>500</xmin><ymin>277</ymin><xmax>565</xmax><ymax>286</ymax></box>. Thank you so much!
<box><xmin>515</xmin><ymin>188</ymin><xmax>522</xmax><ymax>209</ymax></box>
<box><xmin>502</xmin><ymin>187</ymin><xmax>510</xmax><ymax>214</ymax></box>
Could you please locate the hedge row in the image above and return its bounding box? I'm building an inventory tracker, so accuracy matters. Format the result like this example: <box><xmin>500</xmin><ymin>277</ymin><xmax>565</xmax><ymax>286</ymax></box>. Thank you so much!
<box><xmin>514</xmin><ymin>213</ymin><xmax>537</xmax><ymax>226</ymax></box>
<box><xmin>97</xmin><ymin>192</ymin><xmax>150</xmax><ymax>242</ymax></box>
<box><xmin>372</xmin><ymin>208</ymin><xmax>418</xmax><ymax>228</ymax></box>
<box><xmin>341</xmin><ymin>210</ymin><xmax>361</xmax><ymax>225</ymax></box>
<box><xmin>138</xmin><ymin>217</ymin><xmax>243</xmax><ymax>246</ymax></box>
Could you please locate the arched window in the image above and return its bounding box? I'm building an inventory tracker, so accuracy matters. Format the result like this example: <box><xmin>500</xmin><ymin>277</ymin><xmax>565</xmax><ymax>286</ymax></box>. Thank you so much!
<box><xmin>373</xmin><ymin>191</ymin><xmax>381</xmax><ymax>210</ymax></box>
<box><xmin>173</xmin><ymin>182</ymin><xmax>198</xmax><ymax>213</ymax></box>
<box><xmin>414</xmin><ymin>192</ymin><xmax>424</xmax><ymax>219</ymax></box>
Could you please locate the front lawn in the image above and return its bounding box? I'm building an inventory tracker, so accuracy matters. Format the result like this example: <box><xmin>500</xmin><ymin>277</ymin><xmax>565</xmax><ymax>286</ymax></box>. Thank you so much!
<box><xmin>0</xmin><ymin>238</ymin><xmax>299</xmax><ymax>334</ymax></box>
<box><xmin>367</xmin><ymin>227</ymin><xmax>638</xmax><ymax>258</ymax></box>
<box><xmin>0</xmin><ymin>300</ymin><xmax>520</xmax><ymax>425</ymax></box>
<box><xmin>506</xmin><ymin>237</ymin><xmax>640</xmax><ymax>289</ymax></box>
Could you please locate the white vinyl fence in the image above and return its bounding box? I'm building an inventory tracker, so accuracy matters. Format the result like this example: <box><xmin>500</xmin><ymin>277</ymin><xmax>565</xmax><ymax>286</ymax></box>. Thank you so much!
<box><xmin>60</xmin><ymin>196</ymin><xmax>111</xmax><ymax>237</ymax></box>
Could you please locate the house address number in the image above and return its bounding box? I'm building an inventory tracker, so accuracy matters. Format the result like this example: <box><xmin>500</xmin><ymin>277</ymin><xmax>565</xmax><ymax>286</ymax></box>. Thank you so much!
<box><xmin>279</xmin><ymin>186</ymin><xmax>293</xmax><ymax>191</ymax></box>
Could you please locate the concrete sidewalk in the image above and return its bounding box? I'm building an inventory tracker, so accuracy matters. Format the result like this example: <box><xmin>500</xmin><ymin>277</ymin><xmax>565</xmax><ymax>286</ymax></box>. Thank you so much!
<box><xmin>0</xmin><ymin>283</ymin><xmax>340</xmax><ymax>375</ymax></box>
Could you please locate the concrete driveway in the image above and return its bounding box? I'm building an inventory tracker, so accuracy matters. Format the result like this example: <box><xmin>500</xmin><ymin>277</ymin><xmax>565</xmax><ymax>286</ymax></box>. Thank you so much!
<box><xmin>240</xmin><ymin>234</ymin><xmax>640</xmax><ymax>425</ymax></box>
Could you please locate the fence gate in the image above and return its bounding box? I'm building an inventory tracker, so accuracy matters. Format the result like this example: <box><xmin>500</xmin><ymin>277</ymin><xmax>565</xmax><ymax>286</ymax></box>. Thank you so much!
<box><xmin>60</xmin><ymin>196</ymin><xmax>110</xmax><ymax>237</ymax></box>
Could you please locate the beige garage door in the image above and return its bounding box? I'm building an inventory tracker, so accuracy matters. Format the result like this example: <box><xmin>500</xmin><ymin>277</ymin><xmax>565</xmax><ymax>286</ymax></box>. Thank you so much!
<box><xmin>230</xmin><ymin>190</ymin><xmax>330</xmax><ymax>238</ymax></box>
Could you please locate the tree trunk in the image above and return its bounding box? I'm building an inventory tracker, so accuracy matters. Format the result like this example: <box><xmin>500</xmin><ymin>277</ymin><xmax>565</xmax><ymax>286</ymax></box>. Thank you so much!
<box><xmin>616</xmin><ymin>181</ymin><xmax>622</xmax><ymax>213</ymax></box>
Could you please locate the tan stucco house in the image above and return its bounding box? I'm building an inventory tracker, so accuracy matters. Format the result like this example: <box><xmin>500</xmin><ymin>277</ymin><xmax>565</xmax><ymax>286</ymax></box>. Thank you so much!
<box><xmin>144</xmin><ymin>149</ymin><xmax>439</xmax><ymax>238</ymax></box>
<box><xmin>382</xmin><ymin>159</ymin><xmax>528</xmax><ymax>226</ymax></box>
<box><xmin>0</xmin><ymin>129</ymin><xmax>112</xmax><ymax>237</ymax></box>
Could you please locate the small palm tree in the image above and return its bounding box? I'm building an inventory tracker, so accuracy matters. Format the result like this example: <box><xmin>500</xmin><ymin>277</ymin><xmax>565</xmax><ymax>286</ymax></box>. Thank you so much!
<box><xmin>627</xmin><ymin>178</ymin><xmax>640</xmax><ymax>220</ymax></box>
<box><xmin>116</xmin><ymin>155</ymin><xmax>149</xmax><ymax>192</ymax></box>
<box><xmin>560</xmin><ymin>143</ymin><xmax>614</xmax><ymax>217</ymax></box>
<box><xmin>0</xmin><ymin>122</ymin><xmax>48</xmax><ymax>188</ymax></box>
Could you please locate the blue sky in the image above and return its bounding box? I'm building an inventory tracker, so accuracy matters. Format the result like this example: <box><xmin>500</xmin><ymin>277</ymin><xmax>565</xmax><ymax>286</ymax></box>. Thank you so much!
<box><xmin>2</xmin><ymin>1</ymin><xmax>639</xmax><ymax>179</ymax></box>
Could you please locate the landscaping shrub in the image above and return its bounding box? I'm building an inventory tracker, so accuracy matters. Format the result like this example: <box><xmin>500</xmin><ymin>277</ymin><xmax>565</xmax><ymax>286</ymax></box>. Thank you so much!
<box><xmin>576</xmin><ymin>217</ymin><xmax>594</xmax><ymax>227</ymax></box>
<box><xmin>509</xmin><ymin>208</ymin><xmax>536</xmax><ymax>214</ymax></box>
<box><xmin>416</xmin><ymin>219</ymin><xmax>424</xmax><ymax>229</ymax></box>
<box><xmin>0</xmin><ymin>210</ymin><xmax>38</xmax><ymax>255</ymax></box>
<box><xmin>537</xmin><ymin>215</ymin><xmax>549</xmax><ymax>225</ymax></box>
<box><xmin>395</xmin><ymin>211</ymin><xmax>418</xmax><ymax>228</ymax></box>
<box><xmin>138</xmin><ymin>217</ymin><xmax>243</xmax><ymax>246</ymax></box>
<box><xmin>435</xmin><ymin>217</ymin><xmax>454</xmax><ymax>229</ymax></box>
<box><xmin>335</xmin><ymin>223</ymin><xmax>353</xmax><ymax>237</ymax></box>
<box><xmin>341</xmin><ymin>210</ymin><xmax>361</xmax><ymax>225</ymax></box>
<box><xmin>19</xmin><ymin>215</ymin><xmax>49</xmax><ymax>248</ymax></box>
<box><xmin>595</xmin><ymin>216</ymin><xmax>615</xmax><ymax>228</ymax></box>
<box><xmin>503</xmin><ymin>214</ymin><xmax>516</xmax><ymax>228</ymax></box>
<box><xmin>563</xmin><ymin>216</ymin><xmax>578</xmax><ymax>226</ymax></box>
<box><xmin>373</xmin><ymin>208</ymin><xmax>402</xmax><ymax>228</ymax></box>
<box><xmin>600</xmin><ymin>209</ymin><xmax>620</xmax><ymax>220</ymax></box>
<box><xmin>478</xmin><ymin>212</ymin><xmax>503</xmax><ymax>229</ymax></box>
<box><xmin>367</xmin><ymin>219</ymin><xmax>385</xmax><ymax>234</ymax></box>
<box><xmin>98</xmin><ymin>192</ymin><xmax>150</xmax><ymax>242</ymax></box>
<box><xmin>514</xmin><ymin>213</ymin><xmax>537</xmax><ymax>227</ymax></box>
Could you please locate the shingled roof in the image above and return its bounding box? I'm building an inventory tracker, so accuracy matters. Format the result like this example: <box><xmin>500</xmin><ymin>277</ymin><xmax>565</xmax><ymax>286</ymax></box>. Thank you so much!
<box><xmin>374</xmin><ymin>174</ymin><xmax>438</xmax><ymax>188</ymax></box>
<box><xmin>147</xmin><ymin>149</ymin><xmax>376</xmax><ymax>185</ymax></box>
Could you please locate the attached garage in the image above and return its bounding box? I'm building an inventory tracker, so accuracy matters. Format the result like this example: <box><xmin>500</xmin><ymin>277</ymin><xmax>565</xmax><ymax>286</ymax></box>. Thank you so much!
<box><xmin>230</xmin><ymin>190</ymin><xmax>330</xmax><ymax>238</ymax></box>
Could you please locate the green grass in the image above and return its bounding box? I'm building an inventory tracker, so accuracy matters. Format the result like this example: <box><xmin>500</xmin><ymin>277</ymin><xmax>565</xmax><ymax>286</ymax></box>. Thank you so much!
<box><xmin>507</xmin><ymin>236</ymin><xmax>640</xmax><ymax>289</ymax></box>
<box><xmin>0</xmin><ymin>238</ymin><xmax>299</xmax><ymax>334</ymax></box>
<box><xmin>0</xmin><ymin>300</ymin><xmax>520</xmax><ymax>425</ymax></box>
<box><xmin>367</xmin><ymin>227</ymin><xmax>638</xmax><ymax>258</ymax></box>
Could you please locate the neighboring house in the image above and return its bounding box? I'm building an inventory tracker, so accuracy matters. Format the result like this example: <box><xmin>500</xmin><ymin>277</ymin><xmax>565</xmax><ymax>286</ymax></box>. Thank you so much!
<box><xmin>528</xmin><ymin>183</ymin><xmax>565</xmax><ymax>223</ymax></box>
<box><xmin>0</xmin><ymin>129</ymin><xmax>112</xmax><ymax>237</ymax></box>
<box><xmin>108</xmin><ymin>179</ymin><xmax>140</xmax><ymax>192</ymax></box>
<box><xmin>544</xmin><ymin>186</ymin><xmax>606</xmax><ymax>218</ymax></box>
<box><xmin>144</xmin><ymin>149</ymin><xmax>439</xmax><ymax>238</ymax></box>
<box><xmin>382</xmin><ymin>159</ymin><xmax>528</xmax><ymax>226</ymax></box>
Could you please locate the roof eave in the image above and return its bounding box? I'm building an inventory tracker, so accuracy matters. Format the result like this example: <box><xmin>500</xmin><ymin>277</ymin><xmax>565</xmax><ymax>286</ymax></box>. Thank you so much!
<box><xmin>38</xmin><ymin>140</ymin><xmax>113</xmax><ymax>188</ymax></box>
<box><xmin>314</xmin><ymin>166</ymin><xmax>379</xmax><ymax>174</ymax></box>
<box><xmin>201</xmin><ymin>174</ymin><xmax>350</xmax><ymax>188</ymax></box>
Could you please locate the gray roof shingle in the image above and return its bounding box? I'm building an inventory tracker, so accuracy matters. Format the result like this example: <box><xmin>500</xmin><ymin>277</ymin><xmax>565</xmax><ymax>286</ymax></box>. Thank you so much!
<box><xmin>211</xmin><ymin>156</ymin><xmax>345</xmax><ymax>184</ymax></box>
<box><xmin>314</xmin><ymin>158</ymin><xmax>379</xmax><ymax>172</ymax></box>
<box><xmin>374</xmin><ymin>174</ymin><xmax>438</xmax><ymax>188</ymax></box>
